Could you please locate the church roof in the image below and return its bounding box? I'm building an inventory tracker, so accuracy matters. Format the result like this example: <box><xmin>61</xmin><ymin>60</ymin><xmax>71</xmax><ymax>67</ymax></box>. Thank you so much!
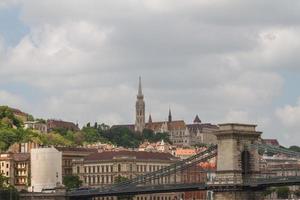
<box><xmin>85</xmin><ymin>150</ymin><xmax>176</xmax><ymax>161</ymax></box>
<box><xmin>193</xmin><ymin>115</ymin><xmax>201</xmax><ymax>123</ymax></box>
<box><xmin>145</xmin><ymin>120</ymin><xmax>186</xmax><ymax>131</ymax></box>
<box><xmin>186</xmin><ymin>123</ymin><xmax>218</xmax><ymax>132</ymax></box>
<box><xmin>167</xmin><ymin>120</ymin><xmax>186</xmax><ymax>130</ymax></box>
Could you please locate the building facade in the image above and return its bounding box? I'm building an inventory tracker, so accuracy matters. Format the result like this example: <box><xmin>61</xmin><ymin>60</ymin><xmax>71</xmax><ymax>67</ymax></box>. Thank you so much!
<box><xmin>72</xmin><ymin>150</ymin><xmax>182</xmax><ymax>200</ymax></box>
<box><xmin>55</xmin><ymin>147</ymin><xmax>98</xmax><ymax>177</ymax></box>
<box><xmin>24</xmin><ymin>121</ymin><xmax>48</xmax><ymax>133</ymax></box>
<box><xmin>0</xmin><ymin>152</ymin><xmax>30</xmax><ymax>191</ymax></box>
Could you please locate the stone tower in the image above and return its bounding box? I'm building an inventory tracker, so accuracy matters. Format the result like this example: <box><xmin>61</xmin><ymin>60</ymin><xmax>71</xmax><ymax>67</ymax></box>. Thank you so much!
<box><xmin>213</xmin><ymin>123</ymin><xmax>262</xmax><ymax>200</ymax></box>
<box><xmin>135</xmin><ymin>77</ymin><xmax>145</xmax><ymax>133</ymax></box>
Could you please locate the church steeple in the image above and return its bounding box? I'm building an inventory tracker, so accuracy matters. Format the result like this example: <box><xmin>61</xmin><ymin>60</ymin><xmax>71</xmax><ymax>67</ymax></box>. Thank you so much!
<box><xmin>168</xmin><ymin>108</ymin><xmax>172</xmax><ymax>122</ymax></box>
<box><xmin>138</xmin><ymin>76</ymin><xmax>143</xmax><ymax>98</ymax></box>
<box><xmin>148</xmin><ymin>114</ymin><xmax>152</xmax><ymax>123</ymax></box>
<box><xmin>135</xmin><ymin>76</ymin><xmax>145</xmax><ymax>133</ymax></box>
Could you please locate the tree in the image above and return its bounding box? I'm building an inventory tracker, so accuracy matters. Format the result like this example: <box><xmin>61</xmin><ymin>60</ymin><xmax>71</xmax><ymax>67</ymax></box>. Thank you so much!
<box><xmin>289</xmin><ymin>145</ymin><xmax>300</xmax><ymax>152</ymax></box>
<box><xmin>0</xmin><ymin>173</ymin><xmax>8</xmax><ymax>188</ymax></box>
<box><xmin>63</xmin><ymin>175</ymin><xmax>82</xmax><ymax>190</ymax></box>
<box><xmin>0</xmin><ymin>106</ymin><xmax>23</xmax><ymax>128</ymax></box>
<box><xmin>276</xmin><ymin>186</ymin><xmax>290</xmax><ymax>199</ymax></box>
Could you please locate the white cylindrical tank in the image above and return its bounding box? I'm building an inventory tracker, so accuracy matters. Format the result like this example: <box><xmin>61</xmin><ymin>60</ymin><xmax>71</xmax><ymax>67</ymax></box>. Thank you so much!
<box><xmin>30</xmin><ymin>147</ymin><xmax>62</xmax><ymax>192</ymax></box>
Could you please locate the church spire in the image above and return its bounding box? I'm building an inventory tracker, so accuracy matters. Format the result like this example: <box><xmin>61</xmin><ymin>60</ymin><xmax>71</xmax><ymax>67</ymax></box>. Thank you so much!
<box><xmin>138</xmin><ymin>76</ymin><xmax>143</xmax><ymax>98</ymax></box>
<box><xmin>148</xmin><ymin>114</ymin><xmax>152</xmax><ymax>123</ymax></box>
<box><xmin>135</xmin><ymin>76</ymin><xmax>145</xmax><ymax>133</ymax></box>
<box><xmin>168</xmin><ymin>107</ymin><xmax>172</xmax><ymax>122</ymax></box>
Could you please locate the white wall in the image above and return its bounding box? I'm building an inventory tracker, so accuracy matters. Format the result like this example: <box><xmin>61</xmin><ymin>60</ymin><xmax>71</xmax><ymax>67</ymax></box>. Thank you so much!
<box><xmin>30</xmin><ymin>147</ymin><xmax>62</xmax><ymax>192</ymax></box>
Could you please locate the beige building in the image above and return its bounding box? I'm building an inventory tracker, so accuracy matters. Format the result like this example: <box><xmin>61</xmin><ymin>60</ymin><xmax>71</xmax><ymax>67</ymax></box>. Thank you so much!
<box><xmin>73</xmin><ymin>150</ymin><xmax>182</xmax><ymax>200</ymax></box>
<box><xmin>55</xmin><ymin>147</ymin><xmax>97</xmax><ymax>177</ymax></box>
<box><xmin>0</xmin><ymin>152</ymin><xmax>30</xmax><ymax>191</ymax></box>
<box><xmin>24</xmin><ymin>121</ymin><xmax>47</xmax><ymax>133</ymax></box>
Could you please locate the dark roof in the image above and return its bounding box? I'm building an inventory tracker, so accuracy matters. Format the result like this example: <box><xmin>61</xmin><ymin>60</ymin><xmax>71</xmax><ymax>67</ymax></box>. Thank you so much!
<box><xmin>85</xmin><ymin>151</ymin><xmax>177</xmax><ymax>161</ymax></box>
<box><xmin>13</xmin><ymin>153</ymin><xmax>30</xmax><ymax>162</ymax></box>
<box><xmin>55</xmin><ymin>147</ymin><xmax>97</xmax><ymax>153</ymax></box>
<box><xmin>193</xmin><ymin>115</ymin><xmax>201</xmax><ymax>123</ymax></box>
<box><xmin>111</xmin><ymin>124</ymin><xmax>135</xmax><ymax>131</ymax></box>
<box><xmin>47</xmin><ymin>119</ymin><xmax>80</xmax><ymax>131</ymax></box>
<box><xmin>186</xmin><ymin>123</ymin><xmax>218</xmax><ymax>133</ymax></box>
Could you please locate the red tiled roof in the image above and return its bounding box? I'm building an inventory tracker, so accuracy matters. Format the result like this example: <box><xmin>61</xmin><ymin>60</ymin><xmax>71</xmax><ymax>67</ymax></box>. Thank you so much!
<box><xmin>85</xmin><ymin>150</ymin><xmax>177</xmax><ymax>161</ymax></box>
<box><xmin>263</xmin><ymin>139</ymin><xmax>280</xmax><ymax>146</ymax></box>
<box><xmin>47</xmin><ymin>119</ymin><xmax>79</xmax><ymax>131</ymax></box>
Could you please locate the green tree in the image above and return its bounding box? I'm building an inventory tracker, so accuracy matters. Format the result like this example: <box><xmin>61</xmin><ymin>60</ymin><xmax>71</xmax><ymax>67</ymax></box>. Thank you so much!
<box><xmin>63</xmin><ymin>175</ymin><xmax>82</xmax><ymax>190</ymax></box>
<box><xmin>0</xmin><ymin>173</ymin><xmax>8</xmax><ymax>188</ymax></box>
<box><xmin>277</xmin><ymin>186</ymin><xmax>290</xmax><ymax>199</ymax></box>
<box><xmin>289</xmin><ymin>145</ymin><xmax>300</xmax><ymax>152</ymax></box>
<box><xmin>0</xmin><ymin>106</ymin><xmax>23</xmax><ymax>128</ymax></box>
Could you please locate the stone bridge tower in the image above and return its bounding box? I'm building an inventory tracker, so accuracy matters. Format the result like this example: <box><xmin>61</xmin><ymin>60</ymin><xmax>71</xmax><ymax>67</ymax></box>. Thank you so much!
<box><xmin>213</xmin><ymin>123</ymin><xmax>262</xmax><ymax>200</ymax></box>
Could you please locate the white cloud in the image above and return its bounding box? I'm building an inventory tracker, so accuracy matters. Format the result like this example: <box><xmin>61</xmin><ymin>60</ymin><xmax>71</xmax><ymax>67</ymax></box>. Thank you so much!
<box><xmin>0</xmin><ymin>90</ymin><xmax>24</xmax><ymax>108</ymax></box>
<box><xmin>0</xmin><ymin>0</ymin><xmax>300</xmax><ymax>146</ymax></box>
<box><xmin>276</xmin><ymin>98</ymin><xmax>300</xmax><ymax>128</ymax></box>
<box><xmin>224</xmin><ymin>110</ymin><xmax>250</xmax><ymax>123</ymax></box>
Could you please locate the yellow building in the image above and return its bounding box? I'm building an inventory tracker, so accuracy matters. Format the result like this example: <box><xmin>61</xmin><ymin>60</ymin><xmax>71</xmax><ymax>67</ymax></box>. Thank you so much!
<box><xmin>0</xmin><ymin>152</ymin><xmax>30</xmax><ymax>191</ymax></box>
<box><xmin>73</xmin><ymin>150</ymin><xmax>182</xmax><ymax>200</ymax></box>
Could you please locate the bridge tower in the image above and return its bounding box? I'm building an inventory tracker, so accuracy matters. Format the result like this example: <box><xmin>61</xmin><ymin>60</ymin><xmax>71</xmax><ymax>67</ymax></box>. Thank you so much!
<box><xmin>213</xmin><ymin>123</ymin><xmax>262</xmax><ymax>200</ymax></box>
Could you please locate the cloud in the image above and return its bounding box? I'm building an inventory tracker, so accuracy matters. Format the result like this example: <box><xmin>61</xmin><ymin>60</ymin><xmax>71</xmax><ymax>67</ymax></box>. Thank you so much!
<box><xmin>0</xmin><ymin>0</ymin><xmax>300</xmax><ymax>146</ymax></box>
<box><xmin>276</xmin><ymin>98</ymin><xmax>300</xmax><ymax>129</ymax></box>
<box><xmin>0</xmin><ymin>90</ymin><xmax>24</xmax><ymax>108</ymax></box>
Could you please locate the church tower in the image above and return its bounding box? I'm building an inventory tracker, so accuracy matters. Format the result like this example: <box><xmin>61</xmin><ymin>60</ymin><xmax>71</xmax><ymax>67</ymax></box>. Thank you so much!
<box><xmin>168</xmin><ymin>108</ymin><xmax>172</xmax><ymax>122</ymax></box>
<box><xmin>135</xmin><ymin>77</ymin><xmax>145</xmax><ymax>133</ymax></box>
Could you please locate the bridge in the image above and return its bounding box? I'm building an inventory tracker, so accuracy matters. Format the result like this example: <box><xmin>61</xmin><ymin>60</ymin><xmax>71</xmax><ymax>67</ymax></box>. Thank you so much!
<box><xmin>67</xmin><ymin>123</ymin><xmax>300</xmax><ymax>200</ymax></box>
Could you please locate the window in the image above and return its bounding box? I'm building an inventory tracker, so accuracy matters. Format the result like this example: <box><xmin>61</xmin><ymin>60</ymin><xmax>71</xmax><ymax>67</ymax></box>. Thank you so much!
<box><xmin>110</xmin><ymin>166</ymin><xmax>113</xmax><ymax>172</ymax></box>
<box><xmin>77</xmin><ymin>166</ymin><xmax>80</xmax><ymax>174</ymax></box>
<box><xmin>106</xmin><ymin>166</ymin><xmax>109</xmax><ymax>172</ymax></box>
<box><xmin>93</xmin><ymin>166</ymin><xmax>96</xmax><ymax>173</ymax></box>
<box><xmin>97</xmin><ymin>166</ymin><xmax>100</xmax><ymax>173</ymax></box>
<box><xmin>118</xmin><ymin>164</ymin><xmax>121</xmax><ymax>172</ymax></box>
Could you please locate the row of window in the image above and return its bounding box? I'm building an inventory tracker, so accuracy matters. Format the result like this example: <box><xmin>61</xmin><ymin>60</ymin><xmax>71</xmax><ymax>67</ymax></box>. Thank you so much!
<box><xmin>84</xmin><ymin>175</ymin><xmax>115</xmax><ymax>184</ymax></box>
<box><xmin>82</xmin><ymin>165</ymin><xmax>114</xmax><ymax>174</ymax></box>
<box><xmin>78</xmin><ymin>164</ymin><xmax>168</xmax><ymax>174</ymax></box>
<box><xmin>0</xmin><ymin>162</ymin><xmax>9</xmax><ymax>168</ymax></box>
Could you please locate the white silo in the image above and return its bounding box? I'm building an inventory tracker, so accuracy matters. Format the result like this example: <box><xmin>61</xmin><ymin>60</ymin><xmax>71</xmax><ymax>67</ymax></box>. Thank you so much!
<box><xmin>30</xmin><ymin>147</ymin><xmax>62</xmax><ymax>192</ymax></box>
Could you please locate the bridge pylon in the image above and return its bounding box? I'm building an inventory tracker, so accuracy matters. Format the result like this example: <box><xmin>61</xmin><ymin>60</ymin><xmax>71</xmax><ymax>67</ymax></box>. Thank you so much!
<box><xmin>212</xmin><ymin>123</ymin><xmax>262</xmax><ymax>200</ymax></box>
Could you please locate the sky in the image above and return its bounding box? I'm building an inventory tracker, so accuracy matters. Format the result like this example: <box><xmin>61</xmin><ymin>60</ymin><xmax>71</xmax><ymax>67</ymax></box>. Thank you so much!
<box><xmin>0</xmin><ymin>0</ymin><xmax>300</xmax><ymax>146</ymax></box>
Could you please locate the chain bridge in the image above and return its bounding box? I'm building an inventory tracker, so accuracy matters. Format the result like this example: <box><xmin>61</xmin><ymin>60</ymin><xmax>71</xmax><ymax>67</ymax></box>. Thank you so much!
<box><xmin>67</xmin><ymin>123</ymin><xmax>300</xmax><ymax>200</ymax></box>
